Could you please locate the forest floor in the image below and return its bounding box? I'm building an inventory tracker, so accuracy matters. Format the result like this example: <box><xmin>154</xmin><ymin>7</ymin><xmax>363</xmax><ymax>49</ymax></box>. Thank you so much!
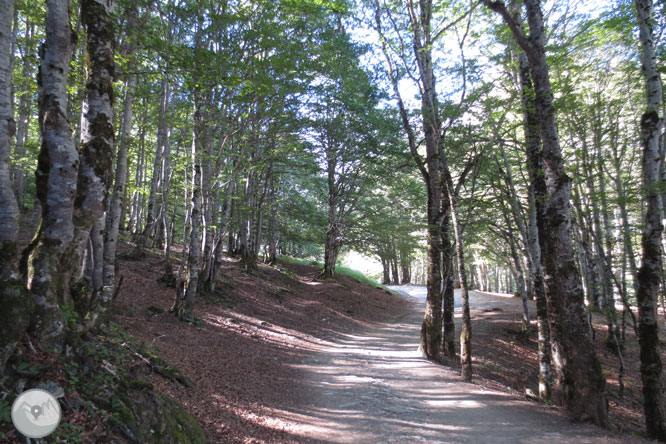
<box><xmin>107</xmin><ymin>244</ymin><xmax>661</xmax><ymax>443</ymax></box>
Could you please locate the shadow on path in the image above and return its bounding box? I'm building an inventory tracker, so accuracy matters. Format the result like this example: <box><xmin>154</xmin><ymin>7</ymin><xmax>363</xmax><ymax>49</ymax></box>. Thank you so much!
<box><xmin>286</xmin><ymin>287</ymin><xmax>648</xmax><ymax>444</ymax></box>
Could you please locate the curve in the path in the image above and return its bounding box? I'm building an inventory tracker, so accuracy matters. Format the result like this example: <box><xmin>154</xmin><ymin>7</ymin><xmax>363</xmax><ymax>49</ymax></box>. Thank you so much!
<box><xmin>289</xmin><ymin>286</ymin><xmax>647</xmax><ymax>444</ymax></box>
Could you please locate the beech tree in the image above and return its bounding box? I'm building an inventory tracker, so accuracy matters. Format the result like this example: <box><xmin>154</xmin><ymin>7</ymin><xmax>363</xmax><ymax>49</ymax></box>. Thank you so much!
<box><xmin>2</xmin><ymin>0</ymin><xmax>665</xmax><ymax>437</ymax></box>
<box><xmin>0</xmin><ymin>0</ymin><xmax>32</xmax><ymax>372</ymax></box>
<box><xmin>27</xmin><ymin>0</ymin><xmax>78</xmax><ymax>347</ymax></box>
<box><xmin>633</xmin><ymin>0</ymin><xmax>666</xmax><ymax>438</ymax></box>
<box><xmin>483</xmin><ymin>0</ymin><xmax>607</xmax><ymax>425</ymax></box>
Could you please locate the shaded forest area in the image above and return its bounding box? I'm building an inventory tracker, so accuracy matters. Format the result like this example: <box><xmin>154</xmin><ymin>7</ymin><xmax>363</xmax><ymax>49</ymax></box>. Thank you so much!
<box><xmin>1</xmin><ymin>0</ymin><xmax>666</xmax><ymax>442</ymax></box>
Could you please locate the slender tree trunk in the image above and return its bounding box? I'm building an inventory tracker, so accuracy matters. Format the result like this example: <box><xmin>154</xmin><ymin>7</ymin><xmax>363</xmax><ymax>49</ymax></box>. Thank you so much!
<box><xmin>103</xmin><ymin>71</ymin><xmax>135</xmax><ymax>303</ymax></box>
<box><xmin>160</xmin><ymin>123</ymin><xmax>173</xmax><ymax>282</ymax></box>
<box><xmin>372</xmin><ymin>0</ymin><xmax>442</xmax><ymax>360</ymax></box>
<box><xmin>634</xmin><ymin>0</ymin><xmax>666</xmax><ymax>438</ymax></box>
<box><xmin>0</xmin><ymin>0</ymin><xmax>32</xmax><ymax>371</ymax></box>
<box><xmin>400</xmin><ymin>251</ymin><xmax>411</xmax><ymax>284</ymax></box>
<box><xmin>441</xmin><ymin>209</ymin><xmax>456</xmax><ymax>360</ymax></box>
<box><xmin>144</xmin><ymin>75</ymin><xmax>169</xmax><ymax>241</ymax></box>
<box><xmin>180</xmin><ymin>136</ymin><xmax>202</xmax><ymax>321</ymax></box>
<box><xmin>12</xmin><ymin>21</ymin><xmax>34</xmax><ymax>211</ymax></box>
<box><xmin>507</xmin><ymin>218</ymin><xmax>530</xmax><ymax>333</ymax></box>
<box><xmin>27</xmin><ymin>0</ymin><xmax>77</xmax><ymax>347</ymax></box>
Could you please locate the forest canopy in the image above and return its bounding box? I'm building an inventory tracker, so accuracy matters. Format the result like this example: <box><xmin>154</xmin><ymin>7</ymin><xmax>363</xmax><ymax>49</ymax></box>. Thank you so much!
<box><xmin>0</xmin><ymin>0</ymin><xmax>665</xmax><ymax>441</ymax></box>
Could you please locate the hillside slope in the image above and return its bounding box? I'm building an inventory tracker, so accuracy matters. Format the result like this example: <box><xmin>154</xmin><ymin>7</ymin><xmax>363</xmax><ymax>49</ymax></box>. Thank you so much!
<box><xmin>112</xmin><ymin>249</ymin><xmax>409</xmax><ymax>443</ymax></box>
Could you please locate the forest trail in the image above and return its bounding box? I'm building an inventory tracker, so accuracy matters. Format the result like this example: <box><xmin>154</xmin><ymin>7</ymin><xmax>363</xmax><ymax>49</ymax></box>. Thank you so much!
<box><xmin>292</xmin><ymin>287</ymin><xmax>646</xmax><ymax>444</ymax></box>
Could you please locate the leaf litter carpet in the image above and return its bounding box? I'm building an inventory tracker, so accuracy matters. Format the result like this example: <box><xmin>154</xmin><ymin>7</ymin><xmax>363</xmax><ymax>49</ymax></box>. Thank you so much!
<box><xmin>113</xmin><ymin>253</ymin><xmax>656</xmax><ymax>443</ymax></box>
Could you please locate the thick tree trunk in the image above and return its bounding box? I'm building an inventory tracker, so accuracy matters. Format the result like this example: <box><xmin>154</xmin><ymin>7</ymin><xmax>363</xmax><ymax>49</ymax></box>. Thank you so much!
<box><xmin>373</xmin><ymin>0</ymin><xmax>442</xmax><ymax>360</ymax></box>
<box><xmin>27</xmin><ymin>0</ymin><xmax>77</xmax><ymax>347</ymax></box>
<box><xmin>321</xmin><ymin>151</ymin><xmax>342</xmax><ymax>279</ymax></box>
<box><xmin>321</xmin><ymin>224</ymin><xmax>341</xmax><ymax>278</ymax></box>
<box><xmin>0</xmin><ymin>0</ymin><xmax>18</xmax><ymax>282</ymax></box>
<box><xmin>634</xmin><ymin>0</ymin><xmax>666</xmax><ymax>439</ymax></box>
<box><xmin>390</xmin><ymin>255</ymin><xmax>400</xmax><ymax>285</ymax></box>
<box><xmin>411</xmin><ymin>5</ymin><xmax>445</xmax><ymax>363</ymax></box>
<box><xmin>486</xmin><ymin>0</ymin><xmax>603</xmax><ymax>418</ymax></box>
<box><xmin>68</xmin><ymin>0</ymin><xmax>116</xmax><ymax>323</ymax></box>
<box><xmin>522</xmin><ymin>0</ymin><xmax>606</xmax><ymax>424</ymax></box>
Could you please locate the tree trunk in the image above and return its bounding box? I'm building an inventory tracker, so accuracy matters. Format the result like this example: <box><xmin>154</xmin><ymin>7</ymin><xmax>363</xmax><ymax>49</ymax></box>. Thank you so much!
<box><xmin>373</xmin><ymin>0</ymin><xmax>442</xmax><ymax>360</ymax></box>
<box><xmin>390</xmin><ymin>255</ymin><xmax>400</xmax><ymax>285</ymax></box>
<box><xmin>400</xmin><ymin>251</ymin><xmax>411</xmax><ymax>284</ymax></box>
<box><xmin>180</xmin><ymin>142</ymin><xmax>202</xmax><ymax>321</ymax></box>
<box><xmin>0</xmin><ymin>0</ymin><xmax>32</xmax><ymax>371</ymax></box>
<box><xmin>11</xmin><ymin>20</ymin><xmax>35</xmax><ymax>211</ymax></box>
<box><xmin>522</xmin><ymin>0</ymin><xmax>606</xmax><ymax>423</ymax></box>
<box><xmin>27</xmin><ymin>0</ymin><xmax>77</xmax><ymax>347</ymax></box>
<box><xmin>103</xmin><ymin>70</ymin><xmax>136</xmax><ymax>304</ymax></box>
<box><xmin>485</xmin><ymin>0</ymin><xmax>604</xmax><ymax>420</ymax></box>
<box><xmin>321</xmin><ymin>151</ymin><xmax>342</xmax><ymax>279</ymax></box>
<box><xmin>441</xmin><ymin>210</ymin><xmax>456</xmax><ymax>360</ymax></box>
<box><xmin>144</xmin><ymin>75</ymin><xmax>169</xmax><ymax>241</ymax></box>
<box><xmin>381</xmin><ymin>257</ymin><xmax>390</xmax><ymax>285</ymax></box>
<box><xmin>68</xmin><ymin>0</ymin><xmax>116</xmax><ymax>323</ymax></box>
<box><xmin>634</xmin><ymin>0</ymin><xmax>666</xmax><ymax>438</ymax></box>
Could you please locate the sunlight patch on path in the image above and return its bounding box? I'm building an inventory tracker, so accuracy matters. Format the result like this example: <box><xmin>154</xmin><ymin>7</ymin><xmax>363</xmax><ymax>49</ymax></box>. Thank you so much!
<box><xmin>288</xmin><ymin>287</ymin><xmax>648</xmax><ymax>444</ymax></box>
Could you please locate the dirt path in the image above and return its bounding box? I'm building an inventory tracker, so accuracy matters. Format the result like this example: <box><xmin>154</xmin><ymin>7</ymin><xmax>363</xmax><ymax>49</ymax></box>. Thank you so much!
<box><xmin>291</xmin><ymin>287</ymin><xmax>647</xmax><ymax>444</ymax></box>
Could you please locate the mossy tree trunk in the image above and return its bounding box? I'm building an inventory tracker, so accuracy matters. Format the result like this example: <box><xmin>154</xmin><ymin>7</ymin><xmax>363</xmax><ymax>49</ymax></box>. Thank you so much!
<box><xmin>484</xmin><ymin>0</ymin><xmax>606</xmax><ymax>424</ymax></box>
<box><xmin>513</xmin><ymin>4</ymin><xmax>553</xmax><ymax>401</ymax></box>
<box><xmin>372</xmin><ymin>0</ymin><xmax>445</xmax><ymax>361</ymax></box>
<box><xmin>28</xmin><ymin>0</ymin><xmax>78</xmax><ymax>348</ymax></box>
<box><xmin>634</xmin><ymin>0</ymin><xmax>666</xmax><ymax>439</ymax></box>
<box><xmin>68</xmin><ymin>0</ymin><xmax>116</xmax><ymax>326</ymax></box>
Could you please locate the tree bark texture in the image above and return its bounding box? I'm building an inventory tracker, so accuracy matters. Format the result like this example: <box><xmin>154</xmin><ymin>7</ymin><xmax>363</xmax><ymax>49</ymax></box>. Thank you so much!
<box><xmin>28</xmin><ymin>0</ymin><xmax>77</xmax><ymax>347</ymax></box>
<box><xmin>0</xmin><ymin>0</ymin><xmax>33</xmax><ymax>371</ymax></box>
<box><xmin>634</xmin><ymin>0</ymin><xmax>666</xmax><ymax>439</ymax></box>
<box><xmin>485</xmin><ymin>0</ymin><xmax>605</xmax><ymax>423</ymax></box>
<box><xmin>69</xmin><ymin>0</ymin><xmax>115</xmax><ymax>322</ymax></box>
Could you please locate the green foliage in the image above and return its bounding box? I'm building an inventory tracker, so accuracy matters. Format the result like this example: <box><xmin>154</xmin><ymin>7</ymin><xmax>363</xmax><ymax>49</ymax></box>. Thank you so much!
<box><xmin>12</xmin><ymin>362</ymin><xmax>40</xmax><ymax>376</ymax></box>
<box><xmin>0</xmin><ymin>399</ymin><xmax>10</xmax><ymax>425</ymax></box>
<box><xmin>51</xmin><ymin>422</ymin><xmax>85</xmax><ymax>443</ymax></box>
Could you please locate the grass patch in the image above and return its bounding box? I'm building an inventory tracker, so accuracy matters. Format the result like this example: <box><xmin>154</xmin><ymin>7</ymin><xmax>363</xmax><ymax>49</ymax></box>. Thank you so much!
<box><xmin>277</xmin><ymin>256</ymin><xmax>389</xmax><ymax>291</ymax></box>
